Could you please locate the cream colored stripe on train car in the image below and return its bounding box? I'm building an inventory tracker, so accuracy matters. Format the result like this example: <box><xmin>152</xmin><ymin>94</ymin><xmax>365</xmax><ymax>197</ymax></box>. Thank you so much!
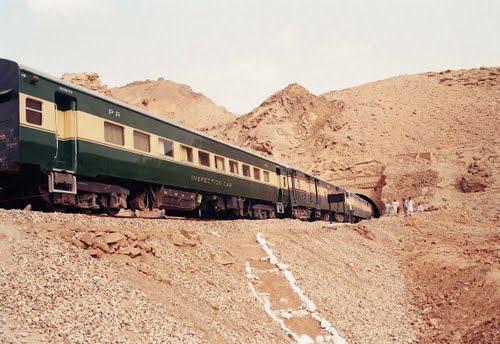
<box><xmin>18</xmin><ymin>93</ymin><xmax>280</xmax><ymax>189</ymax></box>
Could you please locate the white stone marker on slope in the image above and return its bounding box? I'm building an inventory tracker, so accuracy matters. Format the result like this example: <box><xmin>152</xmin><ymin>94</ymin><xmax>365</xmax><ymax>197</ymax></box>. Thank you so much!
<box><xmin>246</xmin><ymin>233</ymin><xmax>347</xmax><ymax>344</ymax></box>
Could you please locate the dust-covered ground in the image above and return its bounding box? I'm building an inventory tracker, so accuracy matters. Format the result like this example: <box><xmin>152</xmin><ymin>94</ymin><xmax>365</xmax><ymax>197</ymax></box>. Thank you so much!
<box><xmin>0</xmin><ymin>197</ymin><xmax>498</xmax><ymax>343</ymax></box>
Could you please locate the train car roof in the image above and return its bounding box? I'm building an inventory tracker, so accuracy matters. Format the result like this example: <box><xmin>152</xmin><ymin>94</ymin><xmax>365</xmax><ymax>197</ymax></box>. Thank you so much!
<box><xmin>16</xmin><ymin>60</ymin><xmax>335</xmax><ymax>186</ymax></box>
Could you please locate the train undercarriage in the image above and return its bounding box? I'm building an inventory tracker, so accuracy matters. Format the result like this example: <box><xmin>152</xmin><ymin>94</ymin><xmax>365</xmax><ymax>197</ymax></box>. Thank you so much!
<box><xmin>0</xmin><ymin>169</ymin><xmax>365</xmax><ymax>222</ymax></box>
<box><xmin>0</xmin><ymin>170</ymin><xmax>284</xmax><ymax>220</ymax></box>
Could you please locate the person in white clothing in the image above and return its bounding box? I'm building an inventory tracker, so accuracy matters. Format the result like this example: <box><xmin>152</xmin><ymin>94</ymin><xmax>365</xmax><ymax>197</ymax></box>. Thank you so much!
<box><xmin>384</xmin><ymin>200</ymin><xmax>391</xmax><ymax>216</ymax></box>
<box><xmin>391</xmin><ymin>199</ymin><xmax>399</xmax><ymax>215</ymax></box>
<box><xmin>416</xmin><ymin>202</ymin><xmax>424</xmax><ymax>212</ymax></box>
<box><xmin>406</xmin><ymin>197</ymin><xmax>414</xmax><ymax>216</ymax></box>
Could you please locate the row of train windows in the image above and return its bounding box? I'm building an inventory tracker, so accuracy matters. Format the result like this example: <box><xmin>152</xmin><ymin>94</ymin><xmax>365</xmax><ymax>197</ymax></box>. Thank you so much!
<box><xmin>293</xmin><ymin>178</ymin><xmax>328</xmax><ymax>197</ymax></box>
<box><xmin>22</xmin><ymin>99</ymin><xmax>273</xmax><ymax>183</ymax></box>
<box><xmin>104</xmin><ymin>122</ymin><xmax>271</xmax><ymax>182</ymax></box>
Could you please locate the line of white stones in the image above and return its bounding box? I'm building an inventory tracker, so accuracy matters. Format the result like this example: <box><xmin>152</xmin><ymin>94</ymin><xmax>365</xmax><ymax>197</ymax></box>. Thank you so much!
<box><xmin>246</xmin><ymin>262</ymin><xmax>303</xmax><ymax>342</ymax></box>
<box><xmin>245</xmin><ymin>233</ymin><xmax>347</xmax><ymax>344</ymax></box>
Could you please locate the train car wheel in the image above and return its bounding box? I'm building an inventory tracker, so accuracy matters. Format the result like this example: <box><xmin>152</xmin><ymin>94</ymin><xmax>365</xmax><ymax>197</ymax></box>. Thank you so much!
<box><xmin>131</xmin><ymin>194</ymin><xmax>146</xmax><ymax>210</ymax></box>
<box><xmin>334</xmin><ymin>213</ymin><xmax>345</xmax><ymax>222</ymax></box>
<box><xmin>105</xmin><ymin>207</ymin><xmax>120</xmax><ymax>216</ymax></box>
<box><xmin>320</xmin><ymin>212</ymin><xmax>330</xmax><ymax>221</ymax></box>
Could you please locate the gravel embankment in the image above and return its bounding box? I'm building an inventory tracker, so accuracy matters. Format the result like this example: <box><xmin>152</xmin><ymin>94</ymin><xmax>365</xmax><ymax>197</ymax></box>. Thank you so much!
<box><xmin>0</xmin><ymin>209</ymin><xmax>423</xmax><ymax>343</ymax></box>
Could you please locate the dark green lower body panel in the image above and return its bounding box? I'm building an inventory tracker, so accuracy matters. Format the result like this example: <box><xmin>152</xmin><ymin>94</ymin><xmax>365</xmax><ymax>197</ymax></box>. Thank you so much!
<box><xmin>20</xmin><ymin>127</ymin><xmax>75</xmax><ymax>171</ymax></box>
<box><xmin>18</xmin><ymin>127</ymin><xmax>366</xmax><ymax>216</ymax></box>
<box><xmin>76</xmin><ymin>140</ymin><xmax>278</xmax><ymax>202</ymax></box>
<box><xmin>19</xmin><ymin>127</ymin><xmax>277</xmax><ymax>203</ymax></box>
<box><xmin>19</xmin><ymin>126</ymin><xmax>56</xmax><ymax>170</ymax></box>
<box><xmin>294</xmin><ymin>190</ymin><xmax>331</xmax><ymax>211</ymax></box>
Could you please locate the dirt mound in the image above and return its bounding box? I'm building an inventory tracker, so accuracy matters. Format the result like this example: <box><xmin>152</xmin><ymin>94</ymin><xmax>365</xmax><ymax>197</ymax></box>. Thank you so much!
<box><xmin>110</xmin><ymin>78</ymin><xmax>235</xmax><ymax>129</ymax></box>
<box><xmin>61</xmin><ymin>72</ymin><xmax>111</xmax><ymax>95</ymax></box>
<box><xmin>206</xmin><ymin>83</ymin><xmax>344</xmax><ymax>161</ymax></box>
<box><xmin>320</xmin><ymin>70</ymin><xmax>499</xmax><ymax>167</ymax></box>
<box><xmin>62</xmin><ymin>73</ymin><xmax>236</xmax><ymax>130</ymax></box>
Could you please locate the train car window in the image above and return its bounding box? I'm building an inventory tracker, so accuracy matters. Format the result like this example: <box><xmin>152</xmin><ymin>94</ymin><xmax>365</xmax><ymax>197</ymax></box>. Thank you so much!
<box><xmin>133</xmin><ymin>131</ymin><xmax>150</xmax><ymax>152</ymax></box>
<box><xmin>215</xmin><ymin>156</ymin><xmax>225</xmax><ymax>171</ymax></box>
<box><xmin>229</xmin><ymin>160</ymin><xmax>239</xmax><ymax>174</ymax></box>
<box><xmin>282</xmin><ymin>176</ymin><xmax>287</xmax><ymax>188</ymax></box>
<box><xmin>242</xmin><ymin>164</ymin><xmax>251</xmax><ymax>177</ymax></box>
<box><xmin>253</xmin><ymin>167</ymin><xmax>261</xmax><ymax>180</ymax></box>
<box><xmin>180</xmin><ymin>145</ymin><xmax>193</xmax><ymax>163</ymax></box>
<box><xmin>263</xmin><ymin>171</ymin><xmax>270</xmax><ymax>183</ymax></box>
<box><xmin>104</xmin><ymin>122</ymin><xmax>124</xmax><ymax>146</ymax></box>
<box><xmin>158</xmin><ymin>138</ymin><xmax>174</xmax><ymax>157</ymax></box>
<box><xmin>26</xmin><ymin>98</ymin><xmax>42</xmax><ymax>125</ymax></box>
<box><xmin>198</xmin><ymin>151</ymin><xmax>210</xmax><ymax>167</ymax></box>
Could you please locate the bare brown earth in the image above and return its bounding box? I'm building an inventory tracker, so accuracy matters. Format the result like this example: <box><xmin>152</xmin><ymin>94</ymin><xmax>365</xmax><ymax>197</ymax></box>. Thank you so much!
<box><xmin>206</xmin><ymin>67</ymin><xmax>500</xmax><ymax>181</ymax></box>
<box><xmin>0</xmin><ymin>191</ymin><xmax>497</xmax><ymax>343</ymax></box>
<box><xmin>61</xmin><ymin>73</ymin><xmax>235</xmax><ymax>130</ymax></box>
<box><xmin>110</xmin><ymin>79</ymin><xmax>235</xmax><ymax>130</ymax></box>
<box><xmin>204</xmin><ymin>83</ymin><xmax>345</xmax><ymax>157</ymax></box>
<box><xmin>0</xmin><ymin>211</ymin><xmax>417</xmax><ymax>343</ymax></box>
<box><xmin>380</xmin><ymin>204</ymin><xmax>499</xmax><ymax>343</ymax></box>
<box><xmin>4</xmin><ymin>67</ymin><xmax>495</xmax><ymax>343</ymax></box>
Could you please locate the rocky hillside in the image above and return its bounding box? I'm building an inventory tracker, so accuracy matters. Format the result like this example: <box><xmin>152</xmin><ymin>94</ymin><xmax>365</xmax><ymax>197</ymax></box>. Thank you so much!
<box><xmin>430</xmin><ymin>66</ymin><xmax>500</xmax><ymax>89</ymax></box>
<box><xmin>320</xmin><ymin>67</ymin><xmax>500</xmax><ymax>165</ymax></box>
<box><xmin>61</xmin><ymin>72</ymin><xmax>111</xmax><ymax>96</ymax></box>
<box><xmin>110</xmin><ymin>79</ymin><xmax>235</xmax><ymax>129</ymax></box>
<box><xmin>62</xmin><ymin>73</ymin><xmax>236</xmax><ymax>130</ymax></box>
<box><xmin>208</xmin><ymin>67</ymin><xmax>499</xmax><ymax>168</ymax></box>
<box><xmin>205</xmin><ymin>83</ymin><xmax>345</xmax><ymax>159</ymax></box>
<box><xmin>0</xmin><ymin>209</ymin><xmax>424</xmax><ymax>343</ymax></box>
<box><xmin>206</xmin><ymin>67</ymin><xmax>500</xmax><ymax>207</ymax></box>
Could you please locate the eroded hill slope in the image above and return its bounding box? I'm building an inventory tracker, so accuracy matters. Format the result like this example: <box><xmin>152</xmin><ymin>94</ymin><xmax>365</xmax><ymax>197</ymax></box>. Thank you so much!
<box><xmin>62</xmin><ymin>73</ymin><xmax>236</xmax><ymax>130</ymax></box>
<box><xmin>207</xmin><ymin>67</ymin><xmax>499</xmax><ymax>173</ymax></box>
<box><xmin>110</xmin><ymin>79</ymin><xmax>235</xmax><ymax>129</ymax></box>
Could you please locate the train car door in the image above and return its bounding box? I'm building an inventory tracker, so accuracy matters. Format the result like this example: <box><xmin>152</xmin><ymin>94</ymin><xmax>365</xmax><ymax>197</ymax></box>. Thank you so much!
<box><xmin>54</xmin><ymin>93</ymin><xmax>77</xmax><ymax>172</ymax></box>
<box><xmin>275</xmin><ymin>167</ymin><xmax>287</xmax><ymax>214</ymax></box>
<box><xmin>306</xmin><ymin>176</ymin><xmax>315</xmax><ymax>206</ymax></box>
<box><xmin>314</xmin><ymin>179</ymin><xmax>320</xmax><ymax>206</ymax></box>
<box><xmin>276</xmin><ymin>167</ymin><xmax>284</xmax><ymax>202</ymax></box>
<box><xmin>288</xmin><ymin>170</ymin><xmax>297</xmax><ymax>206</ymax></box>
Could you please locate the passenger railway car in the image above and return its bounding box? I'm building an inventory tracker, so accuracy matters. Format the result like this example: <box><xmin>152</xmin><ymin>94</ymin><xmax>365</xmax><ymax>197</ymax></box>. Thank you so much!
<box><xmin>0</xmin><ymin>58</ymin><xmax>374</xmax><ymax>222</ymax></box>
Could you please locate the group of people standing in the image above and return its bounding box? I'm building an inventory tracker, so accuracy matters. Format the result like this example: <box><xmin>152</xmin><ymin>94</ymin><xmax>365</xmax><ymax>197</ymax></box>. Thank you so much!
<box><xmin>384</xmin><ymin>197</ymin><xmax>424</xmax><ymax>216</ymax></box>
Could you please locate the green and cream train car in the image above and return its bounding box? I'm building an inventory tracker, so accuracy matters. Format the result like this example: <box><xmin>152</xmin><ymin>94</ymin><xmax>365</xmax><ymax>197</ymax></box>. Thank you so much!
<box><xmin>0</xmin><ymin>58</ymin><xmax>373</xmax><ymax>221</ymax></box>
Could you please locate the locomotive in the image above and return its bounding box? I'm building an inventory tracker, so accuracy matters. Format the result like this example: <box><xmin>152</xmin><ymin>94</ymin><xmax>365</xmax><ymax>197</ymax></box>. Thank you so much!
<box><xmin>0</xmin><ymin>58</ymin><xmax>374</xmax><ymax>221</ymax></box>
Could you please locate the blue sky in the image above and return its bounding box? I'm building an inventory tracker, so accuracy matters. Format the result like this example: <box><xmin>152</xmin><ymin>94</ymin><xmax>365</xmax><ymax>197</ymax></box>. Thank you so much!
<box><xmin>1</xmin><ymin>0</ymin><xmax>499</xmax><ymax>113</ymax></box>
